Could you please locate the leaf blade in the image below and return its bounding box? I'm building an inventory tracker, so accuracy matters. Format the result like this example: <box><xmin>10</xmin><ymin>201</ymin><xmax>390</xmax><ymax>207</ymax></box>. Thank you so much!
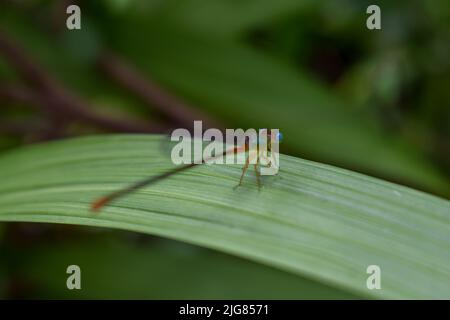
<box><xmin>0</xmin><ymin>135</ymin><xmax>449</xmax><ymax>299</ymax></box>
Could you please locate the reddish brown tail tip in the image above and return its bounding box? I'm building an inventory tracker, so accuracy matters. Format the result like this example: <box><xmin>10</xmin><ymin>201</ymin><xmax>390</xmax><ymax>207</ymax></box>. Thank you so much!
<box><xmin>91</xmin><ymin>196</ymin><xmax>110</xmax><ymax>213</ymax></box>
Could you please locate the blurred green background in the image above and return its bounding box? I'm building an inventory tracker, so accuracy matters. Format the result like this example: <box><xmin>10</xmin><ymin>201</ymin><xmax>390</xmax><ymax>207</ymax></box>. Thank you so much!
<box><xmin>0</xmin><ymin>0</ymin><xmax>449</xmax><ymax>298</ymax></box>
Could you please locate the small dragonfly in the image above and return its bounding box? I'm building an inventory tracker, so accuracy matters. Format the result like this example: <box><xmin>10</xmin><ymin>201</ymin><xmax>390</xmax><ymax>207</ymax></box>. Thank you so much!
<box><xmin>91</xmin><ymin>130</ymin><xmax>282</xmax><ymax>212</ymax></box>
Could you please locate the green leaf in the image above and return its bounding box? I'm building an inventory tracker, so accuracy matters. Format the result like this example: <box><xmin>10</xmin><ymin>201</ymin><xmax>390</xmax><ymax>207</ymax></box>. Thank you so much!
<box><xmin>0</xmin><ymin>135</ymin><xmax>449</xmax><ymax>299</ymax></box>
<box><xmin>144</xmin><ymin>0</ymin><xmax>314</xmax><ymax>38</ymax></box>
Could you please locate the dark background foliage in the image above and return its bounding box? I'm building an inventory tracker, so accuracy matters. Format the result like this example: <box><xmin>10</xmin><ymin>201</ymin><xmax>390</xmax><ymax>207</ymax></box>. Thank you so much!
<box><xmin>0</xmin><ymin>0</ymin><xmax>449</xmax><ymax>298</ymax></box>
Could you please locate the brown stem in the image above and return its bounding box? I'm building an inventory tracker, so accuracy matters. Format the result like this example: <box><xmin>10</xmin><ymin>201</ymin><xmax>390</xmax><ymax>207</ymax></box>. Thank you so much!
<box><xmin>0</xmin><ymin>30</ymin><xmax>56</xmax><ymax>91</ymax></box>
<box><xmin>0</xmin><ymin>30</ymin><xmax>165</xmax><ymax>133</ymax></box>
<box><xmin>0</xmin><ymin>85</ymin><xmax>166</xmax><ymax>133</ymax></box>
<box><xmin>98</xmin><ymin>51</ymin><xmax>222</xmax><ymax>130</ymax></box>
<box><xmin>0</xmin><ymin>120</ymin><xmax>39</xmax><ymax>136</ymax></box>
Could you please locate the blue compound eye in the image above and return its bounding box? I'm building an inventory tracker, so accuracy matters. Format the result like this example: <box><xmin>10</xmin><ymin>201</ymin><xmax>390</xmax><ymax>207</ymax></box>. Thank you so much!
<box><xmin>276</xmin><ymin>132</ymin><xmax>283</xmax><ymax>143</ymax></box>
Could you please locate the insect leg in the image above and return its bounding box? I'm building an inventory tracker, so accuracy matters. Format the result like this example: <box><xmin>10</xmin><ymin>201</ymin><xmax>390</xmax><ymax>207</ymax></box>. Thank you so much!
<box><xmin>234</xmin><ymin>154</ymin><xmax>250</xmax><ymax>189</ymax></box>
<box><xmin>254</xmin><ymin>156</ymin><xmax>262</xmax><ymax>190</ymax></box>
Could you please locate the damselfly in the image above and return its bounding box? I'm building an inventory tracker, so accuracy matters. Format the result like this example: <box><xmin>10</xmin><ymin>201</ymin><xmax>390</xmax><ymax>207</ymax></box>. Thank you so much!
<box><xmin>91</xmin><ymin>129</ymin><xmax>282</xmax><ymax>212</ymax></box>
